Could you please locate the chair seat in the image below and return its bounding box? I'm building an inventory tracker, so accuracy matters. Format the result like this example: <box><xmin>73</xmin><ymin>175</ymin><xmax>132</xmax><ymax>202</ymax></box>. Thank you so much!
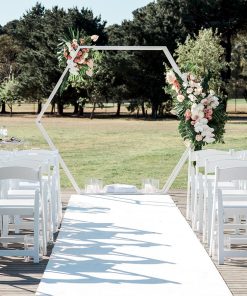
<box><xmin>8</xmin><ymin>189</ymin><xmax>36</xmax><ymax>197</ymax></box>
<box><xmin>223</xmin><ymin>200</ymin><xmax>247</xmax><ymax>209</ymax></box>
<box><xmin>0</xmin><ymin>199</ymin><xmax>34</xmax><ymax>215</ymax></box>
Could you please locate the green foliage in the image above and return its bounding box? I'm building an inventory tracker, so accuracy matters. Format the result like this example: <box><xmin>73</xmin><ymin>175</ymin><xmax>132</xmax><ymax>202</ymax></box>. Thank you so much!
<box><xmin>175</xmin><ymin>28</ymin><xmax>227</xmax><ymax>94</ymax></box>
<box><xmin>0</xmin><ymin>34</ymin><xmax>21</xmax><ymax>83</ymax></box>
<box><xmin>0</xmin><ymin>77</ymin><xmax>21</xmax><ymax>111</ymax></box>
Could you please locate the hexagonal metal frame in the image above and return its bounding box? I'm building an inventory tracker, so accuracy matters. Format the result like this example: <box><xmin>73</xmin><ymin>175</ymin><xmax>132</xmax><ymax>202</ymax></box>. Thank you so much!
<box><xmin>36</xmin><ymin>46</ymin><xmax>189</xmax><ymax>194</ymax></box>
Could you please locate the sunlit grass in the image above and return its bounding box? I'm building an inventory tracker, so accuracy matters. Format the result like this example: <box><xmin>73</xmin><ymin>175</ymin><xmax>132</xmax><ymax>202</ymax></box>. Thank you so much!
<box><xmin>1</xmin><ymin>115</ymin><xmax>246</xmax><ymax>191</ymax></box>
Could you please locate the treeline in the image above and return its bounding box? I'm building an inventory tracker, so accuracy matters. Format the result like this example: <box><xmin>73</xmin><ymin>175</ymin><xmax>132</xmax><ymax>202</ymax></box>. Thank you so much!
<box><xmin>0</xmin><ymin>0</ymin><xmax>246</xmax><ymax>118</ymax></box>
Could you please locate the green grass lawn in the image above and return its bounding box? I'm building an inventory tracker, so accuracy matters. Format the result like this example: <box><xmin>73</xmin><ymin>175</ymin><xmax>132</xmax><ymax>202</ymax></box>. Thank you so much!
<box><xmin>1</xmin><ymin>115</ymin><xmax>247</xmax><ymax>191</ymax></box>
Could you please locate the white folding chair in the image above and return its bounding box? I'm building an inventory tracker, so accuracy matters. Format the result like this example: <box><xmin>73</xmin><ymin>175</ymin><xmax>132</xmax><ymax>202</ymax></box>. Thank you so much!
<box><xmin>210</xmin><ymin>166</ymin><xmax>247</xmax><ymax>264</ymax></box>
<box><xmin>15</xmin><ymin>149</ymin><xmax>62</xmax><ymax>232</ymax></box>
<box><xmin>0</xmin><ymin>166</ymin><xmax>44</xmax><ymax>263</ymax></box>
<box><xmin>0</xmin><ymin>157</ymin><xmax>51</xmax><ymax>248</ymax></box>
<box><xmin>187</xmin><ymin>149</ymin><xmax>231</xmax><ymax>228</ymax></box>
<box><xmin>203</xmin><ymin>158</ymin><xmax>247</xmax><ymax>245</ymax></box>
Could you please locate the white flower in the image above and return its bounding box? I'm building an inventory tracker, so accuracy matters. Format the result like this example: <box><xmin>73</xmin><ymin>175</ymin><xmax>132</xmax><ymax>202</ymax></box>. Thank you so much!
<box><xmin>201</xmin><ymin>98</ymin><xmax>208</xmax><ymax>105</ymax></box>
<box><xmin>210</xmin><ymin>96</ymin><xmax>219</xmax><ymax>108</ymax></box>
<box><xmin>203</xmin><ymin>137</ymin><xmax>215</xmax><ymax>143</ymax></box>
<box><xmin>209</xmin><ymin>90</ymin><xmax>215</xmax><ymax>96</ymax></box>
<box><xmin>197</xmin><ymin>103</ymin><xmax>204</xmax><ymax>111</ymax></box>
<box><xmin>187</xmin><ymin>87</ymin><xmax>193</xmax><ymax>94</ymax></box>
<box><xmin>91</xmin><ymin>35</ymin><xmax>99</xmax><ymax>42</ymax></box>
<box><xmin>194</xmin><ymin>120</ymin><xmax>207</xmax><ymax>132</ymax></box>
<box><xmin>194</xmin><ymin>87</ymin><xmax>203</xmax><ymax>96</ymax></box>
<box><xmin>196</xmin><ymin>134</ymin><xmax>203</xmax><ymax>141</ymax></box>
<box><xmin>177</xmin><ymin>94</ymin><xmax>185</xmax><ymax>102</ymax></box>
<box><xmin>188</xmin><ymin>94</ymin><xmax>196</xmax><ymax>102</ymax></box>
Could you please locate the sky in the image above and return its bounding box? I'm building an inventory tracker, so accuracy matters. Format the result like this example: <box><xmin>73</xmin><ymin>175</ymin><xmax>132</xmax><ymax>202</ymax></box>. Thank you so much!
<box><xmin>0</xmin><ymin>0</ymin><xmax>154</xmax><ymax>27</ymax></box>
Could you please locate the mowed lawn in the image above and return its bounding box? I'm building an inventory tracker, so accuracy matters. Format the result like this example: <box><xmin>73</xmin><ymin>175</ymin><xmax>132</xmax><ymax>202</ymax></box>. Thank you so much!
<box><xmin>1</xmin><ymin>115</ymin><xmax>247</xmax><ymax>190</ymax></box>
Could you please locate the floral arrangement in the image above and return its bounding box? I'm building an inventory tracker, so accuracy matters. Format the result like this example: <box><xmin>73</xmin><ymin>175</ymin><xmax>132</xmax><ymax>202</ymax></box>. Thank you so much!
<box><xmin>166</xmin><ymin>70</ymin><xmax>227</xmax><ymax>150</ymax></box>
<box><xmin>58</xmin><ymin>33</ymin><xmax>99</xmax><ymax>78</ymax></box>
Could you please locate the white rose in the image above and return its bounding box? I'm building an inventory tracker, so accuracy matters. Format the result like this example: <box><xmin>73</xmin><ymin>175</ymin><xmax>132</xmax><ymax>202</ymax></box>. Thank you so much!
<box><xmin>203</xmin><ymin>137</ymin><xmax>215</xmax><ymax>143</ymax></box>
<box><xmin>177</xmin><ymin>94</ymin><xmax>185</xmax><ymax>102</ymax></box>
<box><xmin>188</xmin><ymin>94</ymin><xmax>196</xmax><ymax>102</ymax></box>
<box><xmin>196</xmin><ymin>134</ymin><xmax>203</xmax><ymax>141</ymax></box>
<box><xmin>197</xmin><ymin>103</ymin><xmax>204</xmax><ymax>111</ymax></box>
<box><xmin>194</xmin><ymin>87</ymin><xmax>203</xmax><ymax>96</ymax></box>
<box><xmin>199</xmin><ymin>118</ymin><xmax>208</xmax><ymax>125</ymax></box>
<box><xmin>187</xmin><ymin>87</ymin><xmax>193</xmax><ymax>94</ymax></box>
<box><xmin>194</xmin><ymin>122</ymin><xmax>204</xmax><ymax>133</ymax></box>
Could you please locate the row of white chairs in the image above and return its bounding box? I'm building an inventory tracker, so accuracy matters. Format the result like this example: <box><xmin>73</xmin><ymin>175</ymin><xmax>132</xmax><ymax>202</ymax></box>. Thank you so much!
<box><xmin>0</xmin><ymin>149</ymin><xmax>62</xmax><ymax>263</ymax></box>
<box><xmin>187</xmin><ymin>148</ymin><xmax>247</xmax><ymax>264</ymax></box>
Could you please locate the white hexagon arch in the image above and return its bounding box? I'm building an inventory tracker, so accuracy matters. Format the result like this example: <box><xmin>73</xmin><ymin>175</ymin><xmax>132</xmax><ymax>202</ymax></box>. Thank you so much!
<box><xmin>36</xmin><ymin>46</ymin><xmax>190</xmax><ymax>194</ymax></box>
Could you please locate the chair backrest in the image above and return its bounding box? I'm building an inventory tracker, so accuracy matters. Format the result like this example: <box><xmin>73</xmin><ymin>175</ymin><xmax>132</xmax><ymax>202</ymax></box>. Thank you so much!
<box><xmin>215</xmin><ymin>166</ymin><xmax>247</xmax><ymax>183</ymax></box>
<box><xmin>190</xmin><ymin>149</ymin><xmax>230</xmax><ymax>162</ymax></box>
<box><xmin>196</xmin><ymin>153</ymin><xmax>236</xmax><ymax>169</ymax></box>
<box><xmin>232</xmin><ymin>150</ymin><xmax>247</xmax><ymax>160</ymax></box>
<box><xmin>0</xmin><ymin>166</ymin><xmax>41</xmax><ymax>181</ymax></box>
<box><xmin>205</xmin><ymin>159</ymin><xmax>247</xmax><ymax>174</ymax></box>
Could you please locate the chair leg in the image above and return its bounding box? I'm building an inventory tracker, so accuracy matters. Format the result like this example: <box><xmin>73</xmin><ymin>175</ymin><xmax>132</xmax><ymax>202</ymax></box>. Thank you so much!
<box><xmin>218</xmin><ymin>203</ymin><xmax>225</xmax><ymax>264</ymax></box>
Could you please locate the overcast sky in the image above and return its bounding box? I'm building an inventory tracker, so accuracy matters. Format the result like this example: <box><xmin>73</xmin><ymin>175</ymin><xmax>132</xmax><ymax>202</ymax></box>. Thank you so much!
<box><xmin>0</xmin><ymin>0</ymin><xmax>154</xmax><ymax>26</ymax></box>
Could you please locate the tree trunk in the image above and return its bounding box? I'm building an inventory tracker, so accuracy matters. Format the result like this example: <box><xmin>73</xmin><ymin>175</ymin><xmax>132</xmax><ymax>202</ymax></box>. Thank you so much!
<box><xmin>116</xmin><ymin>102</ymin><xmax>121</xmax><ymax>116</ymax></box>
<box><xmin>10</xmin><ymin>105</ymin><xmax>13</xmax><ymax>117</ymax></box>
<box><xmin>50</xmin><ymin>102</ymin><xmax>56</xmax><ymax>115</ymax></box>
<box><xmin>78</xmin><ymin>105</ymin><xmax>84</xmax><ymax>116</ymax></box>
<box><xmin>141</xmin><ymin>102</ymin><xmax>146</xmax><ymax>117</ymax></box>
<box><xmin>90</xmin><ymin>103</ymin><xmax>96</xmax><ymax>120</ymax></box>
<box><xmin>151</xmin><ymin>105</ymin><xmax>157</xmax><ymax>119</ymax></box>
<box><xmin>1</xmin><ymin>102</ymin><xmax>6</xmax><ymax>114</ymax></box>
<box><xmin>73</xmin><ymin>103</ymin><xmax>79</xmax><ymax>115</ymax></box>
<box><xmin>37</xmin><ymin>101</ymin><xmax>42</xmax><ymax>114</ymax></box>
<box><xmin>57</xmin><ymin>102</ymin><xmax>64</xmax><ymax>116</ymax></box>
<box><xmin>136</xmin><ymin>108</ymin><xmax>139</xmax><ymax>118</ymax></box>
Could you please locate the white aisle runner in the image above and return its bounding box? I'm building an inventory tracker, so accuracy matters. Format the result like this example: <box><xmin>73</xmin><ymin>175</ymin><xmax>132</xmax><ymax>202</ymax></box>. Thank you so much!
<box><xmin>36</xmin><ymin>194</ymin><xmax>232</xmax><ymax>296</ymax></box>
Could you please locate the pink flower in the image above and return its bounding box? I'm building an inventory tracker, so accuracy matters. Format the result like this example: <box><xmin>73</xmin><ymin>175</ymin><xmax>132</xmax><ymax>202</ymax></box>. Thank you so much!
<box><xmin>86</xmin><ymin>68</ymin><xmax>93</xmax><ymax>77</ymax></box>
<box><xmin>201</xmin><ymin>98</ymin><xmax>208</xmax><ymax>105</ymax></box>
<box><xmin>184</xmin><ymin>109</ymin><xmax>191</xmax><ymax>121</ymax></box>
<box><xmin>91</xmin><ymin>35</ymin><xmax>99</xmax><ymax>42</ymax></box>
<box><xmin>172</xmin><ymin>80</ymin><xmax>180</xmax><ymax>93</ymax></box>
<box><xmin>191</xmin><ymin>121</ymin><xmax>195</xmax><ymax>125</ymax></box>
<box><xmin>166</xmin><ymin>71</ymin><xmax>177</xmax><ymax>84</ymax></box>
<box><xmin>204</xmin><ymin>108</ymin><xmax>213</xmax><ymax>120</ymax></box>
<box><xmin>86</xmin><ymin>59</ymin><xmax>94</xmax><ymax>68</ymax></box>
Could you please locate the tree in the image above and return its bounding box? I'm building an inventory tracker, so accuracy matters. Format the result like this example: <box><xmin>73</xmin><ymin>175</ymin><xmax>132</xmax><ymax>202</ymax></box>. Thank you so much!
<box><xmin>0</xmin><ymin>77</ymin><xmax>21</xmax><ymax>116</ymax></box>
<box><xmin>0</xmin><ymin>34</ymin><xmax>21</xmax><ymax>113</ymax></box>
<box><xmin>229</xmin><ymin>30</ymin><xmax>247</xmax><ymax>100</ymax></box>
<box><xmin>106</xmin><ymin>1</ymin><xmax>187</xmax><ymax>118</ymax></box>
<box><xmin>5</xmin><ymin>3</ymin><xmax>107</xmax><ymax>114</ymax></box>
<box><xmin>175</xmin><ymin>28</ymin><xmax>227</xmax><ymax>94</ymax></box>
<box><xmin>179</xmin><ymin>0</ymin><xmax>247</xmax><ymax>92</ymax></box>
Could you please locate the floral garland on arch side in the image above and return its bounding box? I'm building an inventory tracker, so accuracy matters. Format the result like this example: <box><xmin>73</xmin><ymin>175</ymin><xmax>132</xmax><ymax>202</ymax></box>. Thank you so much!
<box><xmin>58</xmin><ymin>34</ymin><xmax>99</xmax><ymax>78</ymax></box>
<box><xmin>166</xmin><ymin>70</ymin><xmax>227</xmax><ymax>150</ymax></box>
